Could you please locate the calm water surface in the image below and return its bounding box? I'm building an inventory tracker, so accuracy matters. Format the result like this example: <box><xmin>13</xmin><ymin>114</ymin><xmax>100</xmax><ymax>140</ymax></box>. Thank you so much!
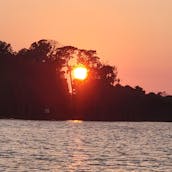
<box><xmin>0</xmin><ymin>120</ymin><xmax>171</xmax><ymax>172</ymax></box>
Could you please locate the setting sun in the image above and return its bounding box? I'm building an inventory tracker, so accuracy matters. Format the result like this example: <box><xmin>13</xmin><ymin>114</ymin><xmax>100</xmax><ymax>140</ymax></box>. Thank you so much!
<box><xmin>72</xmin><ymin>66</ymin><xmax>88</xmax><ymax>80</ymax></box>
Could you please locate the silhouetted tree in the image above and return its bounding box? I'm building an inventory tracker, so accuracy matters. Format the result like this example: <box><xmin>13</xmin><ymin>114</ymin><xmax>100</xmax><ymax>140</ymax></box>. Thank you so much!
<box><xmin>135</xmin><ymin>86</ymin><xmax>145</xmax><ymax>94</ymax></box>
<box><xmin>99</xmin><ymin>65</ymin><xmax>117</xmax><ymax>86</ymax></box>
<box><xmin>0</xmin><ymin>39</ymin><xmax>171</xmax><ymax>121</ymax></box>
<box><xmin>0</xmin><ymin>41</ymin><xmax>13</xmax><ymax>56</ymax></box>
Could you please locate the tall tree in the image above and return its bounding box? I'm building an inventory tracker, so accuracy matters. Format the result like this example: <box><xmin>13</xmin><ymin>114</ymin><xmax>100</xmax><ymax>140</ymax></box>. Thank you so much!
<box><xmin>15</xmin><ymin>40</ymin><xmax>70</xmax><ymax>117</ymax></box>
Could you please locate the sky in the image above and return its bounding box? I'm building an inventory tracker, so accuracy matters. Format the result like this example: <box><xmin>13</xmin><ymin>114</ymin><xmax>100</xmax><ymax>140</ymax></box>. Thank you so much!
<box><xmin>0</xmin><ymin>0</ymin><xmax>172</xmax><ymax>94</ymax></box>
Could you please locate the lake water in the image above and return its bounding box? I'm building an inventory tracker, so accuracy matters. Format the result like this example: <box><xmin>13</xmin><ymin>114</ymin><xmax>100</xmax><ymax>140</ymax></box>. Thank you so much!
<box><xmin>0</xmin><ymin>120</ymin><xmax>171</xmax><ymax>172</ymax></box>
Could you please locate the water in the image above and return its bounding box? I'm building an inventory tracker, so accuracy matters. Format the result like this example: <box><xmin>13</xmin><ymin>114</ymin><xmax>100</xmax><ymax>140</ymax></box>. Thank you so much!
<box><xmin>0</xmin><ymin>120</ymin><xmax>171</xmax><ymax>172</ymax></box>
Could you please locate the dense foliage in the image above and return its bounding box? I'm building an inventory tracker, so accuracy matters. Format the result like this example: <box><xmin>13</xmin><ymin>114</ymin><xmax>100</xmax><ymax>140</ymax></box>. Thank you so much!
<box><xmin>0</xmin><ymin>40</ymin><xmax>171</xmax><ymax>121</ymax></box>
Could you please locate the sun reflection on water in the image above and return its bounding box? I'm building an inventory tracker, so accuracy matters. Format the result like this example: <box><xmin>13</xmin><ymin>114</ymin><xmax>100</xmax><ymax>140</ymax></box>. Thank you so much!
<box><xmin>68</xmin><ymin>120</ymin><xmax>83</xmax><ymax>123</ymax></box>
<box><xmin>66</xmin><ymin>120</ymin><xmax>87</xmax><ymax>171</ymax></box>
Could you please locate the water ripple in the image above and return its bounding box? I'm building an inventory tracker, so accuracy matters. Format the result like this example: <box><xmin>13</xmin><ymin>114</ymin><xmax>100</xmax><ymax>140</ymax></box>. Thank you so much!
<box><xmin>0</xmin><ymin>120</ymin><xmax>171</xmax><ymax>172</ymax></box>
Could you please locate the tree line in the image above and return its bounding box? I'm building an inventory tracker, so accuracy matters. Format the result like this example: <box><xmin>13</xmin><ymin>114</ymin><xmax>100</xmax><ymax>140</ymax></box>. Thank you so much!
<box><xmin>0</xmin><ymin>39</ymin><xmax>171</xmax><ymax>121</ymax></box>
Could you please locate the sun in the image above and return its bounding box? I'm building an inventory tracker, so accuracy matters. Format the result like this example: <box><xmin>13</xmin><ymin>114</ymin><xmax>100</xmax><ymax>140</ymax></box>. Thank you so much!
<box><xmin>72</xmin><ymin>66</ymin><xmax>88</xmax><ymax>80</ymax></box>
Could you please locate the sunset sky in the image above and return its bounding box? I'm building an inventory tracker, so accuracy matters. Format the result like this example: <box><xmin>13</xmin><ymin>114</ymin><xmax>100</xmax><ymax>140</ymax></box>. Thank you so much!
<box><xmin>0</xmin><ymin>0</ymin><xmax>172</xmax><ymax>94</ymax></box>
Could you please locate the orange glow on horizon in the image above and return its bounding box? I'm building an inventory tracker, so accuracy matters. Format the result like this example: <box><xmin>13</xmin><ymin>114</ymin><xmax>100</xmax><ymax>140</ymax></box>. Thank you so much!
<box><xmin>72</xmin><ymin>66</ymin><xmax>88</xmax><ymax>80</ymax></box>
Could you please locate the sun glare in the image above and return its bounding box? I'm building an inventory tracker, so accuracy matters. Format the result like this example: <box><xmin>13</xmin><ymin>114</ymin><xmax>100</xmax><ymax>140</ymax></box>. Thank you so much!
<box><xmin>72</xmin><ymin>66</ymin><xmax>88</xmax><ymax>80</ymax></box>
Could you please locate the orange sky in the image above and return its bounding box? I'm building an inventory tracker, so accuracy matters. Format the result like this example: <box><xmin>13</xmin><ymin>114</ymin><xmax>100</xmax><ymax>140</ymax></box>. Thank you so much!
<box><xmin>0</xmin><ymin>0</ymin><xmax>172</xmax><ymax>94</ymax></box>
